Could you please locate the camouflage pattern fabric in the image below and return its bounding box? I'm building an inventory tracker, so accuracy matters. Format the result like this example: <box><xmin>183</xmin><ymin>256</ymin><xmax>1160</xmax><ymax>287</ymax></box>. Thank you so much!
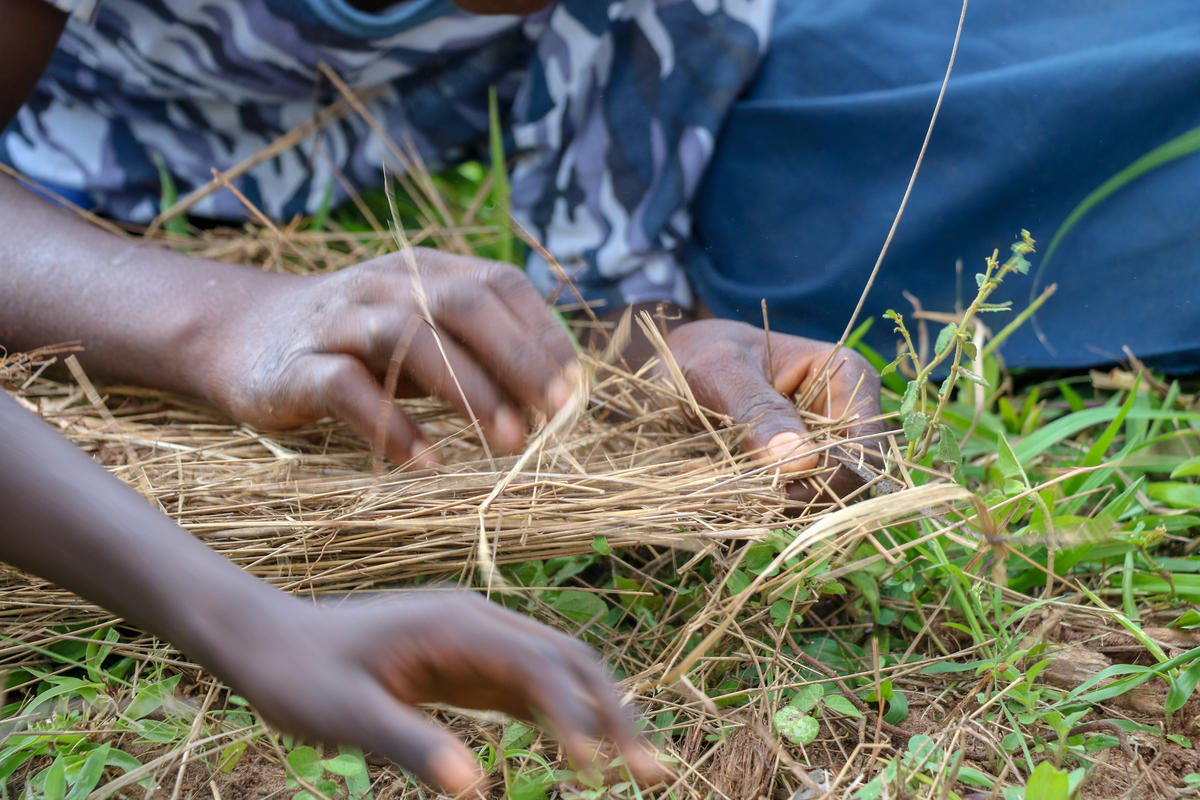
<box><xmin>5</xmin><ymin>0</ymin><xmax>774</xmax><ymax>312</ymax></box>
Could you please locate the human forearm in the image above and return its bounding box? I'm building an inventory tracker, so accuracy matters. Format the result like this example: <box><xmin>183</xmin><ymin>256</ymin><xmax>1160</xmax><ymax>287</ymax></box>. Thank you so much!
<box><xmin>0</xmin><ymin>390</ymin><xmax>663</xmax><ymax>792</ymax></box>
<box><xmin>0</xmin><ymin>175</ymin><xmax>287</xmax><ymax>400</ymax></box>
<box><xmin>0</xmin><ymin>391</ymin><xmax>285</xmax><ymax>671</ymax></box>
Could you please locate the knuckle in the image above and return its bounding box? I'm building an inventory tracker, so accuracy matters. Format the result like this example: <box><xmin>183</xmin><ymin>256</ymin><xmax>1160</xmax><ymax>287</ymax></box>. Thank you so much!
<box><xmin>738</xmin><ymin>391</ymin><xmax>791</xmax><ymax>425</ymax></box>
<box><xmin>483</xmin><ymin>261</ymin><xmax>530</xmax><ymax>294</ymax></box>
<box><xmin>319</xmin><ymin>358</ymin><xmax>358</xmax><ymax>391</ymax></box>
<box><xmin>679</xmin><ymin>340</ymin><xmax>743</xmax><ymax>383</ymax></box>
<box><xmin>503</xmin><ymin>337</ymin><xmax>547</xmax><ymax>378</ymax></box>
<box><xmin>428</xmin><ymin>281</ymin><xmax>476</xmax><ymax>319</ymax></box>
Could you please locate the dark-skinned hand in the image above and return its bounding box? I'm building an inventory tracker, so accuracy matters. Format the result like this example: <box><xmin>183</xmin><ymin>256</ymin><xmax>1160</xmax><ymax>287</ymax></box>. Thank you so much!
<box><xmin>667</xmin><ymin>319</ymin><xmax>885</xmax><ymax>501</ymax></box>
<box><xmin>201</xmin><ymin>249</ymin><xmax>580</xmax><ymax>467</ymax></box>
<box><xmin>221</xmin><ymin>590</ymin><xmax>663</xmax><ymax>795</ymax></box>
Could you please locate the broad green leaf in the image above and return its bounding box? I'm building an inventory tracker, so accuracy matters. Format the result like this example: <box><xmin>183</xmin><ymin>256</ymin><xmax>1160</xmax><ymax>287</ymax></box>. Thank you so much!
<box><xmin>1171</xmin><ymin>455</ymin><xmax>1200</xmax><ymax>479</ymax></box>
<box><xmin>934</xmin><ymin>323</ymin><xmax>957</xmax><ymax>357</ymax></box>
<box><xmin>823</xmin><ymin>695</ymin><xmax>863</xmax><ymax>718</ymax></box>
<box><xmin>591</xmin><ymin>536</ymin><xmax>612</xmax><ymax>556</ymax></box>
<box><xmin>218</xmin><ymin>741</ymin><xmax>247</xmax><ymax>774</ymax></box>
<box><xmin>509</xmin><ymin>771</ymin><xmax>553</xmax><ymax>800</ymax></box>
<box><xmin>902</xmin><ymin>411</ymin><xmax>928</xmax><ymax>443</ymax></box>
<box><xmin>957</xmin><ymin>764</ymin><xmax>995</xmax><ymax>788</ymax></box>
<box><xmin>882</xmin><ymin>690</ymin><xmax>908</xmax><ymax>724</ymax></box>
<box><xmin>286</xmin><ymin>746</ymin><xmax>323</xmax><ymax>783</ymax></box>
<box><xmin>546</xmin><ymin>590</ymin><xmax>606</xmax><ymax>624</ymax></box>
<box><xmin>900</xmin><ymin>381</ymin><xmax>919</xmax><ymax>417</ymax></box>
<box><xmin>30</xmin><ymin>676</ymin><xmax>103</xmax><ymax>710</ymax></box>
<box><xmin>937</xmin><ymin>423</ymin><xmax>962</xmax><ymax>467</ymax></box>
<box><xmin>84</xmin><ymin>628</ymin><xmax>120</xmax><ymax>684</ymax></box>
<box><xmin>1170</xmin><ymin>610</ymin><xmax>1200</xmax><ymax>630</ymax></box>
<box><xmin>726</xmin><ymin>569</ymin><xmax>751</xmax><ymax>596</ymax></box>
<box><xmin>1024</xmin><ymin>760</ymin><xmax>1069</xmax><ymax>800</ymax></box>
<box><xmin>321</xmin><ymin>753</ymin><xmax>366</xmax><ymax>777</ymax></box>
<box><xmin>958</xmin><ymin>368</ymin><xmax>990</xmax><ymax>388</ymax></box>
<box><xmin>789</xmin><ymin>684</ymin><xmax>823</xmax><ymax>713</ymax></box>
<box><xmin>855</xmin><ymin>775</ymin><xmax>885</xmax><ymax>800</ymax></box>
<box><xmin>501</xmin><ymin>722</ymin><xmax>536</xmax><ymax>754</ymax></box>
<box><xmin>124</xmin><ymin>674</ymin><xmax>182</xmax><ymax>721</ymax></box>
<box><xmin>744</xmin><ymin>544</ymin><xmax>777</xmax><ymax>575</ymax></box>
<box><xmin>773</xmin><ymin>707</ymin><xmax>819</xmax><ymax>745</ymax></box>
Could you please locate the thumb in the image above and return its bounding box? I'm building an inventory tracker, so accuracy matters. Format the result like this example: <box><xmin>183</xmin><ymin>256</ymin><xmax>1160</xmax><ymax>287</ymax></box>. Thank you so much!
<box><xmin>684</xmin><ymin>352</ymin><xmax>818</xmax><ymax>472</ymax></box>
<box><xmin>353</xmin><ymin>684</ymin><xmax>483</xmax><ymax>796</ymax></box>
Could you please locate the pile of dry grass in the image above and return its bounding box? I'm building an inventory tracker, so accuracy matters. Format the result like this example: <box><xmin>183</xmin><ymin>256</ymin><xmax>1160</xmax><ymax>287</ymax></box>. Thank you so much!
<box><xmin>0</xmin><ymin>97</ymin><xmax>977</xmax><ymax>799</ymax></box>
<box><xmin>1</xmin><ymin>320</ymin><xmax>972</xmax><ymax>799</ymax></box>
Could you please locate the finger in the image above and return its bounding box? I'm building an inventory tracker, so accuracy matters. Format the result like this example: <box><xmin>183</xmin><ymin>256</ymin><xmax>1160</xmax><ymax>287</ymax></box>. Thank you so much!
<box><xmin>526</xmin><ymin>657</ymin><xmax>608</xmax><ymax>772</ymax></box>
<box><xmin>429</xmin><ymin>278</ymin><xmax>578</xmax><ymax>416</ymax></box>
<box><xmin>305</xmin><ymin>354</ymin><xmax>439</xmax><ymax>468</ymax></box>
<box><xmin>401</xmin><ymin>323</ymin><xmax>527</xmax><ymax>454</ymax></box>
<box><xmin>683</xmin><ymin>341</ymin><xmax>819</xmax><ymax>472</ymax></box>
<box><xmin>561</xmin><ymin>647</ymin><xmax>666</xmax><ymax>785</ymax></box>
<box><xmin>809</xmin><ymin>349</ymin><xmax>886</xmax><ymax>447</ymax></box>
<box><xmin>319</xmin><ymin>307</ymin><xmax>421</xmax><ymax>378</ymax></box>
<box><xmin>481</xmin><ymin>263</ymin><xmax>580</xmax><ymax>372</ymax></box>
<box><xmin>316</xmin><ymin>309</ymin><xmax>526</xmax><ymax>453</ymax></box>
<box><xmin>771</xmin><ymin>343</ymin><xmax>885</xmax><ymax>446</ymax></box>
<box><xmin>786</xmin><ymin>447</ymin><xmax>872</xmax><ymax>508</ymax></box>
<box><xmin>353</xmin><ymin>683</ymin><xmax>482</xmax><ymax>797</ymax></box>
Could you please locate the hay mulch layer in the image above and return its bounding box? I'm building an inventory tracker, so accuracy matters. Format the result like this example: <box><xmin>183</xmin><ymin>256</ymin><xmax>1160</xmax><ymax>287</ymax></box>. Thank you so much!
<box><xmin>2</xmin><ymin>201</ymin><xmax>1190</xmax><ymax>800</ymax></box>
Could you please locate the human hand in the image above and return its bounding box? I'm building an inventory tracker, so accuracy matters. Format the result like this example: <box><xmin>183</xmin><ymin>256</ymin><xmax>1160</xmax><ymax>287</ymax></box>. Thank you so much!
<box><xmin>666</xmin><ymin>319</ymin><xmax>885</xmax><ymax>499</ymax></box>
<box><xmin>214</xmin><ymin>590</ymin><xmax>663</xmax><ymax>796</ymax></box>
<box><xmin>202</xmin><ymin>250</ymin><xmax>579</xmax><ymax>466</ymax></box>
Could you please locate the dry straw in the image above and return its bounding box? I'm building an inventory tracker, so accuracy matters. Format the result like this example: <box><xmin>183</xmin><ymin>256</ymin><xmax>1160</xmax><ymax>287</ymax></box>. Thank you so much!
<box><xmin>0</xmin><ymin>75</ymin><xmax>974</xmax><ymax>799</ymax></box>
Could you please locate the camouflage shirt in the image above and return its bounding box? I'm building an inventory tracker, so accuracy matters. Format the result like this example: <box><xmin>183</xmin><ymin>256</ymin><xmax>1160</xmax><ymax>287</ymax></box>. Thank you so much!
<box><xmin>5</xmin><ymin>0</ymin><xmax>772</xmax><ymax>311</ymax></box>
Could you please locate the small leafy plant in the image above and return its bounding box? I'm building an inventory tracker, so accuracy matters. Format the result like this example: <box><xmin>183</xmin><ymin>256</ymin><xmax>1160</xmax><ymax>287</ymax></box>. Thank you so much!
<box><xmin>884</xmin><ymin>230</ymin><xmax>1037</xmax><ymax>467</ymax></box>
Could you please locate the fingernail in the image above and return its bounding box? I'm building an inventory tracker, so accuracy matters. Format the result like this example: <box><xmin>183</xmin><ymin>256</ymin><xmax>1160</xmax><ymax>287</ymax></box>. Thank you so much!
<box><xmin>408</xmin><ymin>438</ymin><xmax>441</xmax><ymax>469</ymax></box>
<box><xmin>492</xmin><ymin>407</ymin><xmax>524</xmax><ymax>451</ymax></box>
<box><xmin>547</xmin><ymin>362</ymin><xmax>582</xmax><ymax>412</ymax></box>
<box><xmin>765</xmin><ymin>431</ymin><xmax>818</xmax><ymax>472</ymax></box>
<box><xmin>431</xmin><ymin>750</ymin><xmax>480</xmax><ymax>795</ymax></box>
<box><xmin>631</xmin><ymin>745</ymin><xmax>669</xmax><ymax>784</ymax></box>
<box><xmin>547</xmin><ymin>377</ymin><xmax>571</xmax><ymax>413</ymax></box>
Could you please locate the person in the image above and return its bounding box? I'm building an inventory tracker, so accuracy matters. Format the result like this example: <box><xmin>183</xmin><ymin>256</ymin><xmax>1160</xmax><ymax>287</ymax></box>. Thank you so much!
<box><xmin>689</xmin><ymin>1</ymin><xmax>1200</xmax><ymax>372</ymax></box>
<box><xmin>0</xmin><ymin>0</ymin><xmax>882</xmax><ymax>794</ymax></box>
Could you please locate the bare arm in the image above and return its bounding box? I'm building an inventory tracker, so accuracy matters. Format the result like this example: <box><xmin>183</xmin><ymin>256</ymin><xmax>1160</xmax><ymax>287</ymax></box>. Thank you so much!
<box><xmin>0</xmin><ymin>180</ymin><xmax>277</xmax><ymax>398</ymax></box>
<box><xmin>0</xmin><ymin>392</ymin><xmax>660</xmax><ymax>792</ymax></box>
<box><xmin>0</xmin><ymin>178</ymin><xmax>580</xmax><ymax>460</ymax></box>
<box><xmin>0</xmin><ymin>8</ymin><xmax>658</xmax><ymax>790</ymax></box>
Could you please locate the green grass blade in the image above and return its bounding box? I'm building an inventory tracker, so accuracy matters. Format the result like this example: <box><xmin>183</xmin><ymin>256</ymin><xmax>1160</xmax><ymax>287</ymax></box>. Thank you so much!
<box><xmin>150</xmin><ymin>152</ymin><xmax>188</xmax><ymax>236</ymax></box>
<box><xmin>1033</xmin><ymin>125</ymin><xmax>1200</xmax><ymax>298</ymax></box>
<box><xmin>488</xmin><ymin>86</ymin><xmax>515</xmax><ymax>265</ymax></box>
<box><xmin>307</xmin><ymin>180</ymin><xmax>335</xmax><ymax>232</ymax></box>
